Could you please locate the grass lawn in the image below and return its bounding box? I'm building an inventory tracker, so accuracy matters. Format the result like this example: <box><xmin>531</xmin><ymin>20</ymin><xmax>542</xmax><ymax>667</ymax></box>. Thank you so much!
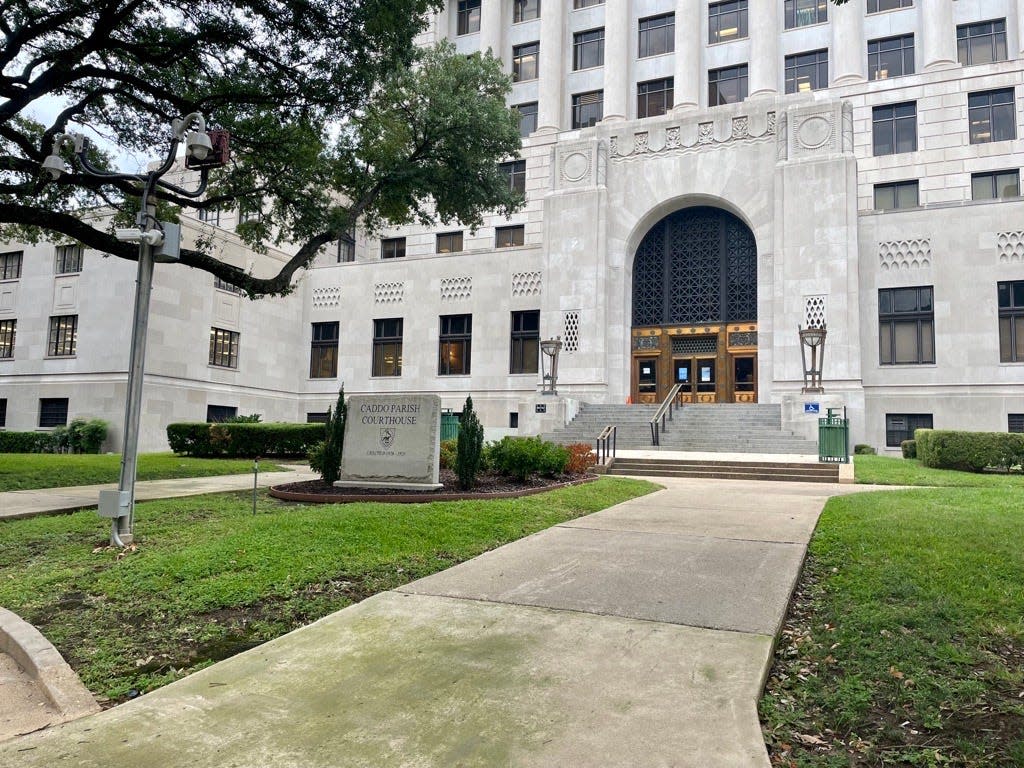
<box><xmin>854</xmin><ymin>454</ymin><xmax>1024</xmax><ymax>487</ymax></box>
<box><xmin>0</xmin><ymin>453</ymin><xmax>290</xmax><ymax>492</ymax></box>
<box><xmin>760</xmin><ymin>487</ymin><xmax>1024</xmax><ymax>767</ymax></box>
<box><xmin>0</xmin><ymin>476</ymin><xmax>657</xmax><ymax>702</ymax></box>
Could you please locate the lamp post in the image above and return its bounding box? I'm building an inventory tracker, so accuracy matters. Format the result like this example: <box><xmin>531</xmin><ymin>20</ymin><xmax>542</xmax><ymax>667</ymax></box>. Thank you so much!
<box><xmin>799</xmin><ymin>324</ymin><xmax>827</xmax><ymax>394</ymax></box>
<box><xmin>540</xmin><ymin>337</ymin><xmax>563</xmax><ymax>395</ymax></box>
<box><xmin>42</xmin><ymin>115</ymin><xmax>227</xmax><ymax>546</ymax></box>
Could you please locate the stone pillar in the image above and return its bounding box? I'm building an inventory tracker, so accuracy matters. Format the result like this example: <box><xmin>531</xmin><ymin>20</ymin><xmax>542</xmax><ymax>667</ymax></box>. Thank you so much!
<box><xmin>671</xmin><ymin>0</ymin><xmax>700</xmax><ymax>111</ymax></box>
<box><xmin>481</xmin><ymin>0</ymin><xmax>505</xmax><ymax>64</ymax></box>
<box><xmin>922</xmin><ymin>0</ymin><xmax>958</xmax><ymax>70</ymax></box>
<box><xmin>830</xmin><ymin>0</ymin><xmax>865</xmax><ymax>85</ymax></box>
<box><xmin>748</xmin><ymin>0</ymin><xmax>779</xmax><ymax>97</ymax></box>
<box><xmin>537</xmin><ymin>0</ymin><xmax>565</xmax><ymax>132</ymax></box>
<box><xmin>602</xmin><ymin>0</ymin><xmax>630</xmax><ymax>121</ymax></box>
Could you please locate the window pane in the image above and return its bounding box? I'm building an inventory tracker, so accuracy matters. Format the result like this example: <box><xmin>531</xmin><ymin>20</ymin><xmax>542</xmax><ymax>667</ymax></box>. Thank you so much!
<box><xmin>879</xmin><ymin>324</ymin><xmax>892</xmax><ymax>363</ymax></box>
<box><xmin>893</xmin><ymin>321</ymin><xmax>919</xmax><ymax>363</ymax></box>
<box><xmin>1000</xmin><ymin>316</ymin><xmax>1013</xmax><ymax>361</ymax></box>
<box><xmin>920</xmin><ymin>320</ymin><xmax>934</xmax><ymax>362</ymax></box>
<box><xmin>996</xmin><ymin>172</ymin><xmax>1019</xmax><ymax>197</ymax></box>
<box><xmin>972</xmin><ymin>174</ymin><xmax>993</xmax><ymax>200</ymax></box>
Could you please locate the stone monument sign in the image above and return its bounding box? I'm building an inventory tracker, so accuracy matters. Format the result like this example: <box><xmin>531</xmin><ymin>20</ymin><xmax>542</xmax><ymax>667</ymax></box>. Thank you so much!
<box><xmin>335</xmin><ymin>394</ymin><xmax>443</xmax><ymax>491</ymax></box>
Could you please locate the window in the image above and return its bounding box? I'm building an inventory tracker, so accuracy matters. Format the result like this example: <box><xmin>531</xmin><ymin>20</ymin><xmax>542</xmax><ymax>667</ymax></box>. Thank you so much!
<box><xmin>957</xmin><ymin>19</ymin><xmax>1007</xmax><ymax>66</ymax></box>
<box><xmin>337</xmin><ymin>227</ymin><xmax>356</xmax><ymax>263</ymax></box>
<box><xmin>239</xmin><ymin>206</ymin><xmax>261</xmax><ymax>223</ymax></box>
<box><xmin>969</xmin><ymin>89</ymin><xmax>1016</xmax><ymax>144</ymax></box>
<box><xmin>638</xmin><ymin>14</ymin><xmax>674</xmax><ymax>58</ymax></box>
<box><xmin>457</xmin><ymin>0</ymin><xmax>481</xmax><ymax>35</ymax></box>
<box><xmin>708</xmin><ymin>1</ymin><xmax>747</xmax><ymax>44</ymax></box>
<box><xmin>214</xmin><ymin>276</ymin><xmax>243</xmax><ymax>294</ymax></box>
<box><xmin>886</xmin><ymin>414</ymin><xmax>932</xmax><ymax>448</ymax></box>
<box><xmin>0</xmin><ymin>319</ymin><xmax>14</xmax><ymax>359</ymax></box>
<box><xmin>999</xmin><ymin>280</ymin><xmax>1024</xmax><ymax>362</ymax></box>
<box><xmin>55</xmin><ymin>244</ymin><xmax>83</xmax><ymax>274</ymax></box>
<box><xmin>0</xmin><ymin>398</ymin><xmax>5</xmax><ymax>428</ymax></box>
<box><xmin>638</xmin><ymin>78</ymin><xmax>674</xmax><ymax>118</ymax></box>
<box><xmin>708</xmin><ymin>65</ymin><xmax>748</xmax><ymax>107</ymax></box>
<box><xmin>784</xmin><ymin>0</ymin><xmax>826</xmax><ymax>29</ymax></box>
<box><xmin>510</xmin><ymin>309</ymin><xmax>540</xmax><ymax>374</ymax></box>
<box><xmin>512</xmin><ymin>42</ymin><xmax>539</xmax><ymax>82</ymax></box>
<box><xmin>874</xmin><ymin>180</ymin><xmax>919</xmax><ymax>211</ymax></box>
<box><xmin>48</xmin><ymin>315</ymin><xmax>77</xmax><ymax>357</ymax></box>
<box><xmin>872</xmin><ymin>102</ymin><xmax>917</xmax><ymax>156</ymax></box>
<box><xmin>785</xmin><ymin>50</ymin><xmax>828</xmax><ymax>93</ymax></box>
<box><xmin>509</xmin><ymin>412</ymin><xmax>519</xmax><ymax>428</ymax></box>
<box><xmin>500</xmin><ymin>160</ymin><xmax>526</xmax><ymax>194</ymax></box>
<box><xmin>206</xmin><ymin>404</ymin><xmax>237</xmax><ymax>423</ymax></box>
<box><xmin>309</xmin><ymin>321</ymin><xmax>339</xmax><ymax>378</ymax></box>
<box><xmin>515</xmin><ymin>102</ymin><xmax>538</xmax><ymax>137</ymax></box>
<box><xmin>0</xmin><ymin>251</ymin><xmax>22</xmax><ymax>280</ymax></box>
<box><xmin>381</xmin><ymin>237</ymin><xmax>406</xmax><ymax>259</ymax></box>
<box><xmin>436</xmin><ymin>231</ymin><xmax>464</xmax><ymax>253</ymax></box>
<box><xmin>868</xmin><ymin>35</ymin><xmax>914</xmax><ymax>80</ymax></box>
<box><xmin>39</xmin><ymin>398</ymin><xmax>69</xmax><ymax>428</ymax></box>
<box><xmin>571</xmin><ymin>90</ymin><xmax>603</xmax><ymax>128</ymax></box>
<box><xmin>198</xmin><ymin>207</ymin><xmax>220</xmax><ymax>226</ymax></box>
<box><xmin>868</xmin><ymin>0</ymin><xmax>912</xmax><ymax>13</ymax></box>
<box><xmin>513</xmin><ymin>0</ymin><xmax>539</xmax><ymax>22</ymax></box>
<box><xmin>439</xmin><ymin>314</ymin><xmax>472</xmax><ymax>375</ymax></box>
<box><xmin>573</xmin><ymin>28</ymin><xmax>604</xmax><ymax>70</ymax></box>
<box><xmin>372</xmin><ymin>318</ymin><xmax>403</xmax><ymax>376</ymax></box>
<box><xmin>574</xmin><ymin>0</ymin><xmax>602</xmax><ymax>7</ymax></box>
<box><xmin>1009</xmin><ymin>414</ymin><xmax>1024</xmax><ymax>433</ymax></box>
<box><xmin>496</xmin><ymin>225</ymin><xmax>525</xmax><ymax>248</ymax></box>
<box><xmin>209</xmin><ymin>327</ymin><xmax>239</xmax><ymax>368</ymax></box>
<box><xmin>878</xmin><ymin>286</ymin><xmax>934</xmax><ymax>365</ymax></box>
<box><xmin>973</xmin><ymin>170</ymin><xmax>1019</xmax><ymax>200</ymax></box>
<box><xmin>306</xmin><ymin>412</ymin><xmax>330</xmax><ymax>424</ymax></box>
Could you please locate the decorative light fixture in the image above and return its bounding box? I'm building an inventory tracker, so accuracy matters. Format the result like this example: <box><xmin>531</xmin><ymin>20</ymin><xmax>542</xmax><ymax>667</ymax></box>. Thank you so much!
<box><xmin>799</xmin><ymin>324</ymin><xmax>827</xmax><ymax>393</ymax></box>
<box><xmin>539</xmin><ymin>336</ymin><xmax>563</xmax><ymax>395</ymax></box>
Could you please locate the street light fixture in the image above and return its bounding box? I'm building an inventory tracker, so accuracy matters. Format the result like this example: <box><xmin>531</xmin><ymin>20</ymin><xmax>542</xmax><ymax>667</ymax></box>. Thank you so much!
<box><xmin>41</xmin><ymin>114</ymin><xmax>227</xmax><ymax>546</ymax></box>
<box><xmin>799</xmin><ymin>324</ymin><xmax>827</xmax><ymax>394</ymax></box>
<box><xmin>540</xmin><ymin>337</ymin><xmax>563</xmax><ymax>395</ymax></box>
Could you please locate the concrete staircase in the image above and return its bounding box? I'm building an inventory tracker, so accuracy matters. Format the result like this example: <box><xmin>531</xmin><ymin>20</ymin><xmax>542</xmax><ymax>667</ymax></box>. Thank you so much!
<box><xmin>605</xmin><ymin>456</ymin><xmax>838</xmax><ymax>483</ymax></box>
<box><xmin>543</xmin><ymin>402</ymin><xmax>819</xmax><ymax>455</ymax></box>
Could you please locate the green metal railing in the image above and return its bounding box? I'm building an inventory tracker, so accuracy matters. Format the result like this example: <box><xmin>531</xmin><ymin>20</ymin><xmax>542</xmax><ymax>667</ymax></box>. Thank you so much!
<box><xmin>818</xmin><ymin>407</ymin><xmax>849</xmax><ymax>464</ymax></box>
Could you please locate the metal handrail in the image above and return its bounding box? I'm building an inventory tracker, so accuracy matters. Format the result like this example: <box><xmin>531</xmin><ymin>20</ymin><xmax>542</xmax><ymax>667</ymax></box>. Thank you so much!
<box><xmin>649</xmin><ymin>383</ymin><xmax>684</xmax><ymax>446</ymax></box>
<box><xmin>596</xmin><ymin>425</ymin><xmax>617</xmax><ymax>466</ymax></box>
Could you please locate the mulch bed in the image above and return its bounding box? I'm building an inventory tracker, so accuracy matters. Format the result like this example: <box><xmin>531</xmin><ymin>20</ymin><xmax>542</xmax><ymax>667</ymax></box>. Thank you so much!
<box><xmin>269</xmin><ymin>468</ymin><xmax>598</xmax><ymax>503</ymax></box>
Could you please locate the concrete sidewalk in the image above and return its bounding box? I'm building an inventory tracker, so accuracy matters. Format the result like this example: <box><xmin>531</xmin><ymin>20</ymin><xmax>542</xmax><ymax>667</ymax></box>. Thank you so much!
<box><xmin>0</xmin><ymin>476</ymin><xmax>884</xmax><ymax>767</ymax></box>
<box><xmin>0</xmin><ymin>465</ymin><xmax>319</xmax><ymax>521</ymax></box>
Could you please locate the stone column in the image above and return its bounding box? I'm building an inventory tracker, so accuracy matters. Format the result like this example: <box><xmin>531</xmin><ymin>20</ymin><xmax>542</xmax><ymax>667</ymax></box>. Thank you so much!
<box><xmin>481</xmin><ymin>0</ymin><xmax>505</xmax><ymax>64</ymax></box>
<box><xmin>922</xmin><ymin>0</ymin><xmax>957</xmax><ymax>70</ymax></box>
<box><xmin>671</xmin><ymin>0</ymin><xmax>700</xmax><ymax>111</ymax></box>
<box><xmin>602</xmin><ymin>0</ymin><xmax>630</xmax><ymax>121</ymax></box>
<box><xmin>830</xmin><ymin>0</ymin><xmax>865</xmax><ymax>85</ymax></box>
<box><xmin>537</xmin><ymin>0</ymin><xmax>565</xmax><ymax>132</ymax></box>
<box><xmin>748</xmin><ymin>0</ymin><xmax>779</xmax><ymax>97</ymax></box>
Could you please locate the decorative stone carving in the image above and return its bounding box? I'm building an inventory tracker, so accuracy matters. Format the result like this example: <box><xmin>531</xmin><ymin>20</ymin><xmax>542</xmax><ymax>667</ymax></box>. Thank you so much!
<box><xmin>841</xmin><ymin>102</ymin><xmax>854</xmax><ymax>153</ymax></box>
<box><xmin>997</xmin><ymin>231</ymin><xmax>1024</xmax><ymax>263</ymax></box>
<box><xmin>665</xmin><ymin>126</ymin><xmax>680</xmax><ymax>149</ymax></box>
<box><xmin>374</xmin><ymin>281</ymin><xmax>404</xmax><ymax>304</ymax></box>
<box><xmin>610</xmin><ymin>108</ymin><xmax>778</xmax><ymax>163</ymax></box>
<box><xmin>731</xmin><ymin>116</ymin><xmax>749</xmax><ymax>139</ymax></box>
<box><xmin>777</xmin><ymin>113</ymin><xmax>788</xmax><ymax>161</ymax></box>
<box><xmin>440</xmin><ymin>276</ymin><xmax>472</xmax><ymax>301</ymax></box>
<box><xmin>879</xmin><ymin>239</ymin><xmax>931</xmax><ymax>271</ymax></box>
<box><xmin>553</xmin><ymin>140</ymin><xmax>606</xmax><ymax>190</ymax></box>
<box><xmin>697</xmin><ymin>122</ymin><xmax>715</xmax><ymax>143</ymax></box>
<box><xmin>511</xmin><ymin>270</ymin><xmax>542</xmax><ymax>297</ymax></box>
<box><xmin>633</xmin><ymin>132</ymin><xmax>649</xmax><ymax>153</ymax></box>
<box><xmin>786</xmin><ymin>101</ymin><xmax>850</xmax><ymax>160</ymax></box>
<box><xmin>634</xmin><ymin>335</ymin><xmax>658</xmax><ymax>350</ymax></box>
<box><xmin>796</xmin><ymin>115</ymin><xmax>833</xmax><ymax>150</ymax></box>
<box><xmin>311</xmin><ymin>286</ymin><xmax>341</xmax><ymax>309</ymax></box>
<box><xmin>728</xmin><ymin>331</ymin><xmax>757</xmax><ymax>347</ymax></box>
<box><xmin>562</xmin><ymin>310</ymin><xmax>580</xmax><ymax>352</ymax></box>
<box><xmin>804</xmin><ymin>295</ymin><xmax>826</xmax><ymax>327</ymax></box>
<box><xmin>562</xmin><ymin>151</ymin><xmax>590</xmax><ymax>182</ymax></box>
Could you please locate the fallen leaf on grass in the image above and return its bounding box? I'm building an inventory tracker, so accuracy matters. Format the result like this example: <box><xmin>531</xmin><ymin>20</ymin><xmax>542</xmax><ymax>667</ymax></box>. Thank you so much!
<box><xmin>793</xmin><ymin>733</ymin><xmax>828</xmax><ymax>746</ymax></box>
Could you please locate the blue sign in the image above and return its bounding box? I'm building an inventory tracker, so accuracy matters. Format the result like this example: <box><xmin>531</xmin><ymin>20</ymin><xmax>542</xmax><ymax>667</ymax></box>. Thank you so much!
<box><xmin>804</xmin><ymin>402</ymin><xmax>820</xmax><ymax>414</ymax></box>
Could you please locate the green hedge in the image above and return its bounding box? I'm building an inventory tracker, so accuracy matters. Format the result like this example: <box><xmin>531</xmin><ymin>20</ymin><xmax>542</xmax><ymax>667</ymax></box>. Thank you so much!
<box><xmin>167</xmin><ymin>422</ymin><xmax>325</xmax><ymax>458</ymax></box>
<box><xmin>488</xmin><ymin>436</ymin><xmax>569</xmax><ymax>481</ymax></box>
<box><xmin>915</xmin><ymin>429</ymin><xmax>1024</xmax><ymax>473</ymax></box>
<box><xmin>0</xmin><ymin>431</ymin><xmax>51</xmax><ymax>453</ymax></box>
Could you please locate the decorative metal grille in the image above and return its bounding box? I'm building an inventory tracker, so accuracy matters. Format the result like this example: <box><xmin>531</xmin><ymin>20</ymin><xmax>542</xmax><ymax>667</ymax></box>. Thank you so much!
<box><xmin>632</xmin><ymin>206</ymin><xmax>757</xmax><ymax>327</ymax></box>
<box><xmin>634</xmin><ymin>335</ymin><xmax>658</xmax><ymax>350</ymax></box>
<box><xmin>728</xmin><ymin>331</ymin><xmax>757</xmax><ymax>347</ymax></box>
<box><xmin>804</xmin><ymin>296</ymin><xmax>826</xmax><ymax>327</ymax></box>
<box><xmin>562</xmin><ymin>310</ymin><xmax>580</xmax><ymax>352</ymax></box>
<box><xmin>671</xmin><ymin>336</ymin><xmax>717</xmax><ymax>355</ymax></box>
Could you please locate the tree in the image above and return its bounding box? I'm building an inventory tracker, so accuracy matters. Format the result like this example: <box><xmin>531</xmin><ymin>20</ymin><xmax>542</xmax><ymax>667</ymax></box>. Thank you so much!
<box><xmin>0</xmin><ymin>0</ymin><xmax>523</xmax><ymax>296</ymax></box>
<box><xmin>455</xmin><ymin>395</ymin><xmax>484</xmax><ymax>491</ymax></box>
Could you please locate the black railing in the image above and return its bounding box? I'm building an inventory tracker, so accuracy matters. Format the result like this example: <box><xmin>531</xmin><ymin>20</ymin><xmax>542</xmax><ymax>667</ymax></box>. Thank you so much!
<box><xmin>596</xmin><ymin>425</ymin><xmax>617</xmax><ymax>466</ymax></box>
<box><xmin>649</xmin><ymin>383</ymin><xmax>684</xmax><ymax>446</ymax></box>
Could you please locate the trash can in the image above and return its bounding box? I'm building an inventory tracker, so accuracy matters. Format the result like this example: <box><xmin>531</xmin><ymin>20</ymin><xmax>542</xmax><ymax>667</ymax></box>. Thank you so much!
<box><xmin>818</xmin><ymin>407</ymin><xmax>849</xmax><ymax>464</ymax></box>
<box><xmin>440</xmin><ymin>411</ymin><xmax>460</xmax><ymax>442</ymax></box>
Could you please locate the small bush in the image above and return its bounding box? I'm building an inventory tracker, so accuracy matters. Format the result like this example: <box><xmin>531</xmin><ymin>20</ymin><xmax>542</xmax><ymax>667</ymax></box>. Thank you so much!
<box><xmin>456</xmin><ymin>396</ymin><xmax>485</xmax><ymax>490</ymax></box>
<box><xmin>488</xmin><ymin>437</ymin><xmax>570</xmax><ymax>482</ymax></box>
<box><xmin>854</xmin><ymin>444</ymin><xmax>877</xmax><ymax>455</ymax></box>
<box><xmin>307</xmin><ymin>441</ymin><xmax>327</xmax><ymax>476</ymax></box>
<box><xmin>565</xmin><ymin>443</ymin><xmax>597</xmax><ymax>474</ymax></box>
<box><xmin>0</xmin><ymin>431</ymin><xmax>50</xmax><ymax>453</ymax></box>
<box><xmin>439</xmin><ymin>439</ymin><xmax>457</xmax><ymax>470</ymax></box>
<box><xmin>916</xmin><ymin>429</ymin><xmax>1024</xmax><ymax>473</ymax></box>
<box><xmin>77</xmin><ymin>419</ymin><xmax>109</xmax><ymax>453</ymax></box>
<box><xmin>166</xmin><ymin>422</ymin><xmax>324</xmax><ymax>458</ymax></box>
<box><xmin>901</xmin><ymin>439</ymin><xmax>917</xmax><ymax>459</ymax></box>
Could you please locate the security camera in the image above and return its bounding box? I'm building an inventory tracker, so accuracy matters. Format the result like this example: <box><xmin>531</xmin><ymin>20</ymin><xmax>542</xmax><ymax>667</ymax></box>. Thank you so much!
<box><xmin>186</xmin><ymin>130</ymin><xmax>213</xmax><ymax>162</ymax></box>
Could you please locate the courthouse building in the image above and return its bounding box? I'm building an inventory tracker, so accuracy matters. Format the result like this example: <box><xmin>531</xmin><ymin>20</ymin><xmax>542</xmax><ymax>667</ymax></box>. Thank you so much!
<box><xmin>2</xmin><ymin>0</ymin><xmax>1024</xmax><ymax>451</ymax></box>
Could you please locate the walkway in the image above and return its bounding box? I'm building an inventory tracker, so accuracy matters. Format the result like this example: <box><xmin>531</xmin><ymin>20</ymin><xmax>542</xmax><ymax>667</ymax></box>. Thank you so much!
<box><xmin>0</xmin><ymin>473</ymin><xmax>884</xmax><ymax>767</ymax></box>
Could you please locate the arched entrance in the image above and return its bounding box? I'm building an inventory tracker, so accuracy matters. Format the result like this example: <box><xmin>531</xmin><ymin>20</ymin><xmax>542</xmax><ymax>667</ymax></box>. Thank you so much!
<box><xmin>630</xmin><ymin>206</ymin><xmax>758</xmax><ymax>404</ymax></box>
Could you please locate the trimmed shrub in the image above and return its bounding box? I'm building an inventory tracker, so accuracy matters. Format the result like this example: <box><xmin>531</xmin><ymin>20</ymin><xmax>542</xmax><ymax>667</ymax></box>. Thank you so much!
<box><xmin>224</xmin><ymin>413</ymin><xmax>262</xmax><ymax>423</ymax></box>
<box><xmin>456</xmin><ymin>396</ymin><xmax>485</xmax><ymax>490</ymax></box>
<box><xmin>166</xmin><ymin>422</ymin><xmax>324</xmax><ymax>458</ymax></box>
<box><xmin>565</xmin><ymin>443</ymin><xmax>597</xmax><ymax>474</ymax></box>
<box><xmin>916</xmin><ymin>428</ymin><xmax>1024</xmax><ymax>473</ymax></box>
<box><xmin>900</xmin><ymin>439</ymin><xmax>917</xmax><ymax>459</ymax></box>
<box><xmin>439</xmin><ymin>439</ymin><xmax>457</xmax><ymax>470</ymax></box>
<box><xmin>854</xmin><ymin>444</ymin><xmax>876</xmax><ymax>455</ymax></box>
<box><xmin>488</xmin><ymin>437</ymin><xmax>570</xmax><ymax>481</ymax></box>
<box><xmin>67</xmin><ymin>418</ymin><xmax>109</xmax><ymax>453</ymax></box>
<box><xmin>0</xmin><ymin>431</ymin><xmax>50</xmax><ymax>453</ymax></box>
